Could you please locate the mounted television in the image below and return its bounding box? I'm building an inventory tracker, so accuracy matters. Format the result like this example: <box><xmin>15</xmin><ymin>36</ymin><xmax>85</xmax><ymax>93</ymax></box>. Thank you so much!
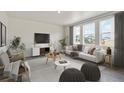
<box><xmin>34</xmin><ymin>33</ymin><xmax>50</xmax><ymax>44</ymax></box>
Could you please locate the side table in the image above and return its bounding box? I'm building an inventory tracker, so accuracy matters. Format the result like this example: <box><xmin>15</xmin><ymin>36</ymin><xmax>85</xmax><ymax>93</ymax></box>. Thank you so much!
<box><xmin>104</xmin><ymin>54</ymin><xmax>112</xmax><ymax>68</ymax></box>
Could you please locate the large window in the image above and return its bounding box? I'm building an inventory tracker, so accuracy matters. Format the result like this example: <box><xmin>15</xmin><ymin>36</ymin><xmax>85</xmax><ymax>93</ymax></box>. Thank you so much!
<box><xmin>72</xmin><ymin>16</ymin><xmax>114</xmax><ymax>46</ymax></box>
<box><xmin>83</xmin><ymin>23</ymin><xmax>95</xmax><ymax>44</ymax></box>
<box><xmin>99</xmin><ymin>17</ymin><xmax>114</xmax><ymax>47</ymax></box>
<box><xmin>73</xmin><ymin>26</ymin><xmax>81</xmax><ymax>44</ymax></box>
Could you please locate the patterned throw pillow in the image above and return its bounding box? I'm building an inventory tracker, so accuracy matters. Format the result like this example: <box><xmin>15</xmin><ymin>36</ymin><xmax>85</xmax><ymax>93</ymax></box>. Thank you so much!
<box><xmin>88</xmin><ymin>45</ymin><xmax>96</xmax><ymax>55</ymax></box>
<box><xmin>73</xmin><ymin>45</ymin><xmax>78</xmax><ymax>51</ymax></box>
<box><xmin>90</xmin><ymin>48</ymin><xmax>96</xmax><ymax>55</ymax></box>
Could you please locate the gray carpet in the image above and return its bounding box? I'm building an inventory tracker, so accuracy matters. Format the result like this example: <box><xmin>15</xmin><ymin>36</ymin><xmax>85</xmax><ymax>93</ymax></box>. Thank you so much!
<box><xmin>27</xmin><ymin>55</ymin><xmax>124</xmax><ymax>82</ymax></box>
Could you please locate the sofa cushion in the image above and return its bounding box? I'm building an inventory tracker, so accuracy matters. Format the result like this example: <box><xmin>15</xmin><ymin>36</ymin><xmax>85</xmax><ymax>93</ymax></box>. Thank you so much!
<box><xmin>70</xmin><ymin>51</ymin><xmax>79</xmax><ymax>58</ymax></box>
<box><xmin>0</xmin><ymin>52</ymin><xmax>11</xmax><ymax>72</ymax></box>
<box><xmin>79</xmin><ymin>52</ymin><xmax>96</xmax><ymax>62</ymax></box>
<box><xmin>65</xmin><ymin>50</ymin><xmax>72</xmax><ymax>55</ymax></box>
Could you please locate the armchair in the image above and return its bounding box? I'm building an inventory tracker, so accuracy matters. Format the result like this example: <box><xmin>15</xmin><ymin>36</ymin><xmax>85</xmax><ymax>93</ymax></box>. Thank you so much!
<box><xmin>0</xmin><ymin>51</ymin><xmax>30</xmax><ymax>82</ymax></box>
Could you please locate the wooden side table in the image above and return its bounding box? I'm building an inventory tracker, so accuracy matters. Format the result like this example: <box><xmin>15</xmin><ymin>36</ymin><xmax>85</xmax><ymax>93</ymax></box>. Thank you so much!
<box><xmin>104</xmin><ymin>54</ymin><xmax>112</xmax><ymax>68</ymax></box>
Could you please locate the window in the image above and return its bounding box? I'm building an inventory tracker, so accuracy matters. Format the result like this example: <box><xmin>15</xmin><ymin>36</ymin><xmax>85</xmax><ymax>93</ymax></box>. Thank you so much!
<box><xmin>83</xmin><ymin>23</ymin><xmax>95</xmax><ymax>44</ymax></box>
<box><xmin>73</xmin><ymin>26</ymin><xmax>81</xmax><ymax>44</ymax></box>
<box><xmin>99</xmin><ymin>17</ymin><xmax>114</xmax><ymax>47</ymax></box>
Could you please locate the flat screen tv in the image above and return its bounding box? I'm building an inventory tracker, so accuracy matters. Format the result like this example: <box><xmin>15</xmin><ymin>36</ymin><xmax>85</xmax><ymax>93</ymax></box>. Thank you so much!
<box><xmin>34</xmin><ymin>33</ymin><xmax>50</xmax><ymax>44</ymax></box>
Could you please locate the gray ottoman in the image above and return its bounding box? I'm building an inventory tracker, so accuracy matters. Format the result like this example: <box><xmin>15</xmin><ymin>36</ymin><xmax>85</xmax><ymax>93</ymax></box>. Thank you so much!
<box><xmin>59</xmin><ymin>68</ymin><xmax>85</xmax><ymax>82</ymax></box>
<box><xmin>81</xmin><ymin>63</ymin><xmax>101</xmax><ymax>81</ymax></box>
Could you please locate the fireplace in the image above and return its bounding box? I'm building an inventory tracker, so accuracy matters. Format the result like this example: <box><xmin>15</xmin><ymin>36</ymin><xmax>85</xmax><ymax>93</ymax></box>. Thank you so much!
<box><xmin>40</xmin><ymin>47</ymin><xmax>50</xmax><ymax>56</ymax></box>
<box><xmin>32</xmin><ymin>44</ymin><xmax>50</xmax><ymax>56</ymax></box>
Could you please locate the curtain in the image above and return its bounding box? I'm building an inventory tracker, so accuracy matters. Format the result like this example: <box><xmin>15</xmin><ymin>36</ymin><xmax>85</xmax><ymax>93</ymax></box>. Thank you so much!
<box><xmin>114</xmin><ymin>12</ymin><xmax>124</xmax><ymax>67</ymax></box>
<box><xmin>69</xmin><ymin>26</ymin><xmax>73</xmax><ymax>45</ymax></box>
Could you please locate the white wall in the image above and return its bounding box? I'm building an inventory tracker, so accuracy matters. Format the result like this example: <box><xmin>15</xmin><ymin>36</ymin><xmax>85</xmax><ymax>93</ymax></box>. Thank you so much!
<box><xmin>8</xmin><ymin>17</ymin><xmax>64</xmax><ymax>57</ymax></box>
<box><xmin>0</xmin><ymin>12</ymin><xmax>8</xmax><ymax>54</ymax></box>
<box><xmin>0</xmin><ymin>12</ymin><xmax>8</xmax><ymax>25</ymax></box>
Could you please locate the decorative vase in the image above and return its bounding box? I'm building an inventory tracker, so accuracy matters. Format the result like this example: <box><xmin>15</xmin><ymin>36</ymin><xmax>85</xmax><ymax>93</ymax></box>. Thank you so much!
<box><xmin>106</xmin><ymin>47</ymin><xmax>111</xmax><ymax>55</ymax></box>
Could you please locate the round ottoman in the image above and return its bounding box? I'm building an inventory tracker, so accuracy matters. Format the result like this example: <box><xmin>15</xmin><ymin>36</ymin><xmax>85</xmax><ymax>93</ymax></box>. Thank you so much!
<box><xmin>59</xmin><ymin>68</ymin><xmax>85</xmax><ymax>82</ymax></box>
<box><xmin>81</xmin><ymin>63</ymin><xmax>101</xmax><ymax>81</ymax></box>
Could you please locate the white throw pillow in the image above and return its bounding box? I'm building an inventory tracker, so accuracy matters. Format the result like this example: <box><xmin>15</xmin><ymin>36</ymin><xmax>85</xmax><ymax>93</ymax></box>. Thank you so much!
<box><xmin>68</xmin><ymin>46</ymin><xmax>73</xmax><ymax>51</ymax></box>
<box><xmin>83</xmin><ymin>46</ymin><xmax>90</xmax><ymax>53</ymax></box>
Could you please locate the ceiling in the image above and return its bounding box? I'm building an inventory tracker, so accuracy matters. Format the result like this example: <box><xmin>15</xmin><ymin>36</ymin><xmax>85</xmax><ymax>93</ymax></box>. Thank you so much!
<box><xmin>7</xmin><ymin>11</ymin><xmax>109</xmax><ymax>26</ymax></box>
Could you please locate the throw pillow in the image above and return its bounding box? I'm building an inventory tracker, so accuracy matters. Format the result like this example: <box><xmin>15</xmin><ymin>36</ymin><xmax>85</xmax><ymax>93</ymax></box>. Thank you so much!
<box><xmin>65</xmin><ymin>46</ymin><xmax>69</xmax><ymax>50</ymax></box>
<box><xmin>88</xmin><ymin>45</ymin><xmax>96</xmax><ymax>55</ymax></box>
<box><xmin>88</xmin><ymin>48</ymin><xmax>92</xmax><ymax>54</ymax></box>
<box><xmin>77</xmin><ymin>44</ymin><xmax>83</xmax><ymax>51</ymax></box>
<box><xmin>83</xmin><ymin>46</ymin><xmax>90</xmax><ymax>53</ymax></box>
<box><xmin>69</xmin><ymin>46</ymin><xmax>73</xmax><ymax>51</ymax></box>
<box><xmin>82</xmin><ymin>45</ymin><xmax>85</xmax><ymax>52</ymax></box>
<box><xmin>90</xmin><ymin>48</ymin><xmax>96</xmax><ymax>55</ymax></box>
<box><xmin>9</xmin><ymin>53</ymin><xmax>24</xmax><ymax>62</ymax></box>
<box><xmin>73</xmin><ymin>45</ymin><xmax>78</xmax><ymax>51</ymax></box>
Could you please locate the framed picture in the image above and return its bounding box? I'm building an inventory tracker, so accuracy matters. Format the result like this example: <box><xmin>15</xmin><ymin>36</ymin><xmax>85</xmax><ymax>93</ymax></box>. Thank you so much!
<box><xmin>1</xmin><ymin>23</ymin><xmax>6</xmax><ymax>46</ymax></box>
<box><xmin>0</xmin><ymin>22</ymin><xmax>2</xmax><ymax>47</ymax></box>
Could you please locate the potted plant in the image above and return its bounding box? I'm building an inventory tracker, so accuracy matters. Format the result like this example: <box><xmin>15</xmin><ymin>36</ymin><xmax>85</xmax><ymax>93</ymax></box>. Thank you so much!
<box><xmin>59</xmin><ymin>38</ymin><xmax>66</xmax><ymax>50</ymax></box>
<box><xmin>9</xmin><ymin>36</ymin><xmax>26</xmax><ymax>51</ymax></box>
<box><xmin>7</xmin><ymin>36</ymin><xmax>26</xmax><ymax>61</ymax></box>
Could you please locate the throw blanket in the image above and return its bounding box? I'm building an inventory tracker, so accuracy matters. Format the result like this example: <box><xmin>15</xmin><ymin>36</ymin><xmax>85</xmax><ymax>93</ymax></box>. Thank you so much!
<box><xmin>9</xmin><ymin>60</ymin><xmax>21</xmax><ymax>80</ymax></box>
<box><xmin>21</xmin><ymin>61</ymin><xmax>31</xmax><ymax>81</ymax></box>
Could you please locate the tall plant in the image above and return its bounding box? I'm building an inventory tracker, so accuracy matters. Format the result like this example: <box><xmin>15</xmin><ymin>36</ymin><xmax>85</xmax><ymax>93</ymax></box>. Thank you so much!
<box><xmin>59</xmin><ymin>38</ymin><xmax>66</xmax><ymax>49</ymax></box>
<box><xmin>9</xmin><ymin>36</ymin><xmax>26</xmax><ymax>51</ymax></box>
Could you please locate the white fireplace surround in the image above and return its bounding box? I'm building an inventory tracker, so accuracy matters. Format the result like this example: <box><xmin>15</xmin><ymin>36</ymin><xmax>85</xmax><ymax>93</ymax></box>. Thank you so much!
<box><xmin>32</xmin><ymin>43</ymin><xmax>50</xmax><ymax>56</ymax></box>
<box><xmin>34</xmin><ymin>43</ymin><xmax>50</xmax><ymax>48</ymax></box>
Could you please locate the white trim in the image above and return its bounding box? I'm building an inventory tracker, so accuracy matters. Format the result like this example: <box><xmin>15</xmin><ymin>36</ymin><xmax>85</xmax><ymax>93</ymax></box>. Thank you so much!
<box><xmin>69</xmin><ymin>11</ymin><xmax>118</xmax><ymax>26</ymax></box>
<box><xmin>99</xmin><ymin>16</ymin><xmax>114</xmax><ymax>47</ymax></box>
<box><xmin>82</xmin><ymin>22</ymin><xmax>96</xmax><ymax>45</ymax></box>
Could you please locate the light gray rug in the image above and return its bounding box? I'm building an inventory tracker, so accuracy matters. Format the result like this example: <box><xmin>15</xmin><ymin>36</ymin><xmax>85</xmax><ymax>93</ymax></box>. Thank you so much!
<box><xmin>27</xmin><ymin>55</ymin><xmax>124</xmax><ymax>82</ymax></box>
<box><xmin>28</xmin><ymin>55</ymin><xmax>85</xmax><ymax>82</ymax></box>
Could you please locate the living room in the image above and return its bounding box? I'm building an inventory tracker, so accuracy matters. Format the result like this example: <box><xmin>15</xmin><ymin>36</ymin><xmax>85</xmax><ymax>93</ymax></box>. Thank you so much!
<box><xmin>0</xmin><ymin>11</ymin><xmax>124</xmax><ymax>82</ymax></box>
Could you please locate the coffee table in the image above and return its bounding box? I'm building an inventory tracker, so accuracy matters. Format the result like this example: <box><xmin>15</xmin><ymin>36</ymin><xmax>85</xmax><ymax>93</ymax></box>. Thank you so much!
<box><xmin>55</xmin><ymin>59</ymin><xmax>71</xmax><ymax>70</ymax></box>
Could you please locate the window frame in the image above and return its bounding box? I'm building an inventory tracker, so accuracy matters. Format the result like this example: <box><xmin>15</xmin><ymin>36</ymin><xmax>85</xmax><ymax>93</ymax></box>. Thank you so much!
<box><xmin>73</xmin><ymin>25</ymin><xmax>81</xmax><ymax>45</ymax></box>
<box><xmin>99</xmin><ymin>16</ymin><xmax>114</xmax><ymax>47</ymax></box>
<box><xmin>72</xmin><ymin>15</ymin><xmax>114</xmax><ymax>47</ymax></box>
<box><xmin>82</xmin><ymin>22</ymin><xmax>96</xmax><ymax>45</ymax></box>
